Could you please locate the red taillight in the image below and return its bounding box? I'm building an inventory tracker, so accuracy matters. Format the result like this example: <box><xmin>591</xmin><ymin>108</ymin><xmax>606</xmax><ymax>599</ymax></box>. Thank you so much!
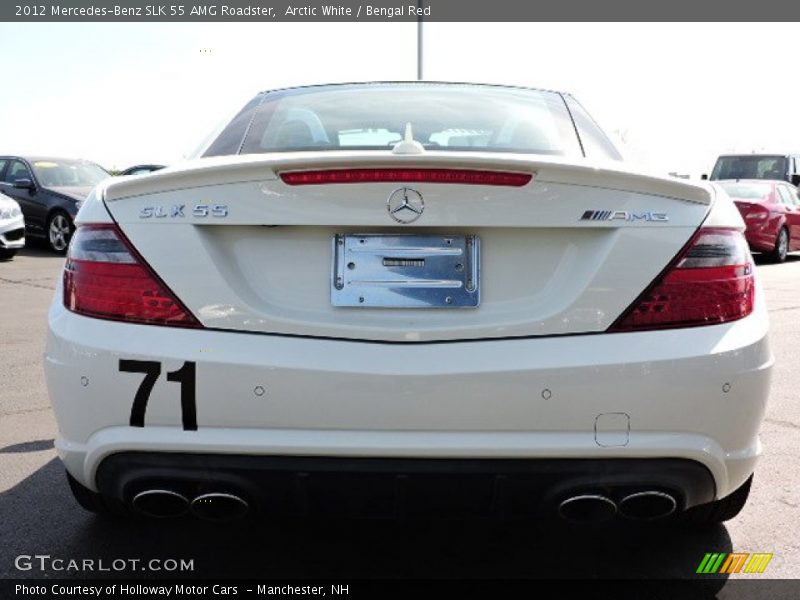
<box><xmin>280</xmin><ymin>168</ymin><xmax>532</xmax><ymax>187</ymax></box>
<box><xmin>734</xmin><ymin>201</ymin><xmax>769</xmax><ymax>223</ymax></box>
<box><xmin>609</xmin><ymin>228</ymin><xmax>755</xmax><ymax>332</ymax></box>
<box><xmin>63</xmin><ymin>224</ymin><xmax>201</xmax><ymax>328</ymax></box>
<box><xmin>744</xmin><ymin>206</ymin><xmax>770</xmax><ymax>222</ymax></box>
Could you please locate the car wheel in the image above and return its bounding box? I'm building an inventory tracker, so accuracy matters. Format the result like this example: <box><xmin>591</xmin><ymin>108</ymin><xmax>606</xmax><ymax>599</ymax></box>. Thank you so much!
<box><xmin>66</xmin><ymin>471</ymin><xmax>130</xmax><ymax>518</ymax></box>
<box><xmin>0</xmin><ymin>248</ymin><xmax>17</xmax><ymax>260</ymax></box>
<box><xmin>47</xmin><ymin>211</ymin><xmax>73</xmax><ymax>254</ymax></box>
<box><xmin>679</xmin><ymin>474</ymin><xmax>752</xmax><ymax>528</ymax></box>
<box><xmin>769</xmin><ymin>227</ymin><xmax>789</xmax><ymax>263</ymax></box>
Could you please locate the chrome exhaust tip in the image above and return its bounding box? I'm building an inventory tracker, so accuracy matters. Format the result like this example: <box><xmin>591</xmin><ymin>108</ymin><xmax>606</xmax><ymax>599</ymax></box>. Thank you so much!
<box><xmin>131</xmin><ymin>489</ymin><xmax>190</xmax><ymax>518</ymax></box>
<box><xmin>618</xmin><ymin>491</ymin><xmax>677</xmax><ymax>520</ymax></box>
<box><xmin>558</xmin><ymin>494</ymin><xmax>617</xmax><ymax>523</ymax></box>
<box><xmin>190</xmin><ymin>492</ymin><xmax>249</xmax><ymax>521</ymax></box>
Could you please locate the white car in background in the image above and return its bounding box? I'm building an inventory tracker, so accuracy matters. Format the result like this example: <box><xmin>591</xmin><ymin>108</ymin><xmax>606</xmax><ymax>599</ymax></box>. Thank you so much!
<box><xmin>0</xmin><ymin>192</ymin><xmax>25</xmax><ymax>260</ymax></box>
<box><xmin>45</xmin><ymin>82</ymin><xmax>772</xmax><ymax>526</ymax></box>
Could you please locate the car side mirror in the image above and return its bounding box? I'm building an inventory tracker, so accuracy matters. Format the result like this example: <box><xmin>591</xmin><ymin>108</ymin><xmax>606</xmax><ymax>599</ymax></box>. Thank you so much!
<box><xmin>791</xmin><ymin>174</ymin><xmax>800</xmax><ymax>186</ymax></box>
<box><xmin>12</xmin><ymin>178</ymin><xmax>35</xmax><ymax>191</ymax></box>
<box><xmin>700</xmin><ymin>174</ymin><xmax>708</xmax><ymax>180</ymax></box>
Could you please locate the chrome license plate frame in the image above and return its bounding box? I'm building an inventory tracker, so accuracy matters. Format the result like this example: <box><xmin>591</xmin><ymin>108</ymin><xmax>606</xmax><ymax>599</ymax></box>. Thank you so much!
<box><xmin>331</xmin><ymin>234</ymin><xmax>480</xmax><ymax>308</ymax></box>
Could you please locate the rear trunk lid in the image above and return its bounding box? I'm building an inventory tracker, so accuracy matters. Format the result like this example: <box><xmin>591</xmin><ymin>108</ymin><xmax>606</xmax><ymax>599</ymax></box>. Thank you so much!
<box><xmin>100</xmin><ymin>152</ymin><xmax>713</xmax><ymax>342</ymax></box>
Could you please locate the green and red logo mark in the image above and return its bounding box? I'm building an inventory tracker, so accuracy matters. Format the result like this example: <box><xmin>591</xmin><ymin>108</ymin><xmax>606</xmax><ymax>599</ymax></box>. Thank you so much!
<box><xmin>696</xmin><ymin>552</ymin><xmax>773</xmax><ymax>574</ymax></box>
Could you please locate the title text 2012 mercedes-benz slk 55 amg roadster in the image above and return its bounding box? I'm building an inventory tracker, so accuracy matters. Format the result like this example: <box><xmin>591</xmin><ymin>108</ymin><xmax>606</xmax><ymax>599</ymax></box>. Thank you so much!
<box><xmin>45</xmin><ymin>83</ymin><xmax>772</xmax><ymax>525</ymax></box>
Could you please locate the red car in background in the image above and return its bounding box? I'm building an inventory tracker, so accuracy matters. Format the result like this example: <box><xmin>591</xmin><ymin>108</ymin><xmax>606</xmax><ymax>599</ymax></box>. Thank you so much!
<box><xmin>719</xmin><ymin>180</ymin><xmax>800</xmax><ymax>262</ymax></box>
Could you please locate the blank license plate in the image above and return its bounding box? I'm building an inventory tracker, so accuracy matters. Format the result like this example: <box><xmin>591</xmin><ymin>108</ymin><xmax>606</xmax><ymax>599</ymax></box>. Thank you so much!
<box><xmin>331</xmin><ymin>234</ymin><xmax>480</xmax><ymax>308</ymax></box>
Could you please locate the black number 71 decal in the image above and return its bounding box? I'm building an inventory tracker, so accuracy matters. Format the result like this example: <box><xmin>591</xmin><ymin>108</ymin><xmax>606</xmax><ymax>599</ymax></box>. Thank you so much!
<box><xmin>119</xmin><ymin>360</ymin><xmax>197</xmax><ymax>431</ymax></box>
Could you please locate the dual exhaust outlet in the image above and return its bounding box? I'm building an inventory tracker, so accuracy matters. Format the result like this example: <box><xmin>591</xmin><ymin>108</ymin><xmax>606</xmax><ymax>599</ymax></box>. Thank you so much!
<box><xmin>132</xmin><ymin>487</ymin><xmax>676</xmax><ymax>523</ymax></box>
<box><xmin>131</xmin><ymin>489</ymin><xmax>249</xmax><ymax>521</ymax></box>
<box><xmin>558</xmin><ymin>490</ymin><xmax>677</xmax><ymax>523</ymax></box>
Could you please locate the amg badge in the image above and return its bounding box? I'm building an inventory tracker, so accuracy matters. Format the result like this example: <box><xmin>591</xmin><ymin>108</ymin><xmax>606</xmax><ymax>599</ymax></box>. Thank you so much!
<box><xmin>580</xmin><ymin>210</ymin><xmax>669</xmax><ymax>222</ymax></box>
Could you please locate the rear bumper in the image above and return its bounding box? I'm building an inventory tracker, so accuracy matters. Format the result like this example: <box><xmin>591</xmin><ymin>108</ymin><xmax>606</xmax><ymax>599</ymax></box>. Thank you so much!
<box><xmin>96</xmin><ymin>453</ymin><xmax>716</xmax><ymax>518</ymax></box>
<box><xmin>45</xmin><ymin>284</ymin><xmax>772</xmax><ymax>502</ymax></box>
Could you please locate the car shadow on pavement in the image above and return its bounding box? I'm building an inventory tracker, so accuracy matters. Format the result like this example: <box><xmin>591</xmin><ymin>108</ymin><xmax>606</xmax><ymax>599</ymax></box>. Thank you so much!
<box><xmin>16</xmin><ymin>241</ymin><xmax>58</xmax><ymax>259</ymax></box>
<box><xmin>0</xmin><ymin>439</ymin><xmax>54</xmax><ymax>453</ymax></box>
<box><xmin>0</xmin><ymin>458</ymin><xmax>731</xmax><ymax>596</ymax></box>
<box><xmin>753</xmin><ymin>253</ymin><xmax>800</xmax><ymax>267</ymax></box>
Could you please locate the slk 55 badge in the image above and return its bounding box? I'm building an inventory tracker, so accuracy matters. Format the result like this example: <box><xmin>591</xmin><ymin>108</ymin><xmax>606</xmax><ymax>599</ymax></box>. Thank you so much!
<box><xmin>139</xmin><ymin>204</ymin><xmax>228</xmax><ymax>218</ymax></box>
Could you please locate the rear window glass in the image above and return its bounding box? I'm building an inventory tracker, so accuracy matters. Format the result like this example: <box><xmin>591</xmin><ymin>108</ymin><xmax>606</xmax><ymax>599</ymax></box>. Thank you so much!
<box><xmin>204</xmin><ymin>84</ymin><xmax>604</xmax><ymax>159</ymax></box>
<box><xmin>711</xmin><ymin>156</ymin><xmax>787</xmax><ymax>181</ymax></box>
<box><xmin>719</xmin><ymin>182</ymin><xmax>773</xmax><ymax>199</ymax></box>
<box><xmin>777</xmin><ymin>186</ymin><xmax>799</xmax><ymax>207</ymax></box>
<box><xmin>562</xmin><ymin>95</ymin><xmax>622</xmax><ymax>161</ymax></box>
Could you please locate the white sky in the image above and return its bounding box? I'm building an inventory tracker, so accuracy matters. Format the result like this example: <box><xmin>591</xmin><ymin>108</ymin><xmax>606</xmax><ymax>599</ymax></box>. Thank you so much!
<box><xmin>0</xmin><ymin>22</ymin><xmax>796</xmax><ymax>177</ymax></box>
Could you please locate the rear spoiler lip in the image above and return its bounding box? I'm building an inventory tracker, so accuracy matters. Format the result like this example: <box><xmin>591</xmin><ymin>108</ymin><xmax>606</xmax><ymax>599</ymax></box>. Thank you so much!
<box><xmin>102</xmin><ymin>151</ymin><xmax>713</xmax><ymax>206</ymax></box>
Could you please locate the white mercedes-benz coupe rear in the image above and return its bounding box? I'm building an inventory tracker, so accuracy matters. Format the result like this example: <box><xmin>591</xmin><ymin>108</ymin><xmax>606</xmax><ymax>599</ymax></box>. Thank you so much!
<box><xmin>45</xmin><ymin>82</ymin><xmax>772</xmax><ymax>525</ymax></box>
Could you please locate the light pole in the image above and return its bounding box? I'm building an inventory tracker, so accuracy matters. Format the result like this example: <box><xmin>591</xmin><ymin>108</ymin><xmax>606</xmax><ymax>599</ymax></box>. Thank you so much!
<box><xmin>417</xmin><ymin>0</ymin><xmax>423</xmax><ymax>80</ymax></box>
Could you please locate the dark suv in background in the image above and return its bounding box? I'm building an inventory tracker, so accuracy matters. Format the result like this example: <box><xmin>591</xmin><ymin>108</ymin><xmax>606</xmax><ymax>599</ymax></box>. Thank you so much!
<box><xmin>706</xmin><ymin>154</ymin><xmax>800</xmax><ymax>185</ymax></box>
<box><xmin>0</xmin><ymin>156</ymin><xmax>110</xmax><ymax>253</ymax></box>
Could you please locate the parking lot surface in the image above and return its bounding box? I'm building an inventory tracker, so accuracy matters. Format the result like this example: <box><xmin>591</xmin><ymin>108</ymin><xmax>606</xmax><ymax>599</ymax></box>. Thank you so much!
<box><xmin>1</xmin><ymin>245</ymin><xmax>799</xmax><ymax>580</ymax></box>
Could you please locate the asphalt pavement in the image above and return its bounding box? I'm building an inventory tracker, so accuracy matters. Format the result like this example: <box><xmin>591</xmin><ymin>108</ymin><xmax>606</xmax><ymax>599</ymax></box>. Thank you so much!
<box><xmin>1</xmin><ymin>243</ymin><xmax>799</xmax><ymax>583</ymax></box>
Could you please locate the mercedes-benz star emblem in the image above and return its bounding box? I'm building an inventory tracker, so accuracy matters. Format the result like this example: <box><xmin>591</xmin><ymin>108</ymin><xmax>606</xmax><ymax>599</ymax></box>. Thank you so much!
<box><xmin>386</xmin><ymin>187</ymin><xmax>424</xmax><ymax>224</ymax></box>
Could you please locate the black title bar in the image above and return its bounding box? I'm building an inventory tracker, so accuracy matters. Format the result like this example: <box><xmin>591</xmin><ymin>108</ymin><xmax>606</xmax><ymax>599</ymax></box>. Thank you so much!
<box><xmin>4</xmin><ymin>0</ymin><xmax>800</xmax><ymax>22</ymax></box>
